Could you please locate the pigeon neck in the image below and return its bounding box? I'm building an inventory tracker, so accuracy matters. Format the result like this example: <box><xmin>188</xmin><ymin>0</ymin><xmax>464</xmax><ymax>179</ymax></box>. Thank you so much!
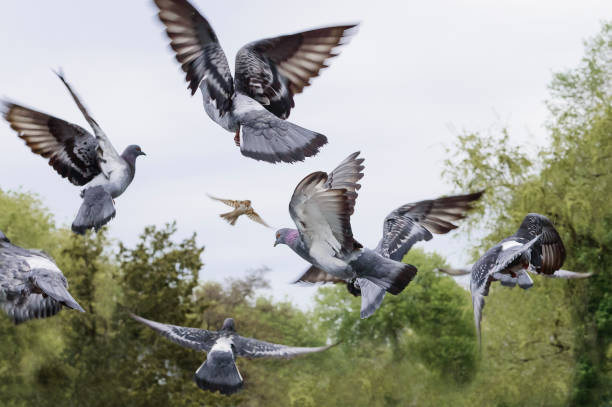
<box><xmin>121</xmin><ymin>151</ymin><xmax>137</xmax><ymax>176</ymax></box>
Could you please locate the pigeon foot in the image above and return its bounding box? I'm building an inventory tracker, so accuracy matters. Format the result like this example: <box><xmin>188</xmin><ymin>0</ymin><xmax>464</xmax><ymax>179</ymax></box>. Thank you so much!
<box><xmin>234</xmin><ymin>129</ymin><xmax>240</xmax><ymax>147</ymax></box>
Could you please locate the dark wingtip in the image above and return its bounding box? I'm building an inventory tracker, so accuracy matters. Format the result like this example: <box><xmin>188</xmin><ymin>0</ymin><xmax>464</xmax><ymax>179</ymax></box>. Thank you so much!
<box><xmin>387</xmin><ymin>264</ymin><xmax>418</xmax><ymax>295</ymax></box>
<box><xmin>194</xmin><ymin>376</ymin><xmax>243</xmax><ymax>395</ymax></box>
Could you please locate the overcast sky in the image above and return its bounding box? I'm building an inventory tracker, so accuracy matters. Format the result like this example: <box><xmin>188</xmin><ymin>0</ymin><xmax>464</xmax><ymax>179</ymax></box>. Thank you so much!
<box><xmin>1</xmin><ymin>1</ymin><xmax>610</xmax><ymax>308</ymax></box>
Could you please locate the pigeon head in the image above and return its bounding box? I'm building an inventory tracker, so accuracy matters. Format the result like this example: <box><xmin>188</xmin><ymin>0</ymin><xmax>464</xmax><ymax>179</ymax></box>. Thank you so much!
<box><xmin>221</xmin><ymin>318</ymin><xmax>236</xmax><ymax>332</ymax></box>
<box><xmin>274</xmin><ymin>228</ymin><xmax>299</xmax><ymax>248</ymax></box>
<box><xmin>121</xmin><ymin>145</ymin><xmax>146</xmax><ymax>166</ymax></box>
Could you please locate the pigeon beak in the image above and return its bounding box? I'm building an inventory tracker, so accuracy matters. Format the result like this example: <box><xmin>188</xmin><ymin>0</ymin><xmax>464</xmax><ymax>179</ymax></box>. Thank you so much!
<box><xmin>139</xmin><ymin>151</ymin><xmax>146</xmax><ymax>156</ymax></box>
<box><xmin>273</xmin><ymin>241</ymin><xmax>278</xmax><ymax>247</ymax></box>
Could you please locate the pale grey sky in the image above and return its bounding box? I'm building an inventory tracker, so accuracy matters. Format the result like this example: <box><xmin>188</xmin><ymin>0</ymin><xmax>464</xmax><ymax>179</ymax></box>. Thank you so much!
<box><xmin>1</xmin><ymin>0</ymin><xmax>610</xmax><ymax>307</ymax></box>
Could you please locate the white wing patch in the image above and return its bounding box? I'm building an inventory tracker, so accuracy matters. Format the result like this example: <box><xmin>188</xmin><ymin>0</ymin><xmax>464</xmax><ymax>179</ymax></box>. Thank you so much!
<box><xmin>501</xmin><ymin>240</ymin><xmax>522</xmax><ymax>250</ymax></box>
<box><xmin>22</xmin><ymin>255</ymin><xmax>61</xmax><ymax>273</ymax></box>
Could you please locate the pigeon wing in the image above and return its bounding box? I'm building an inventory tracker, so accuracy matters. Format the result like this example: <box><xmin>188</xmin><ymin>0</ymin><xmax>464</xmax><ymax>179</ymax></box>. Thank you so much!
<box><xmin>131</xmin><ymin>314</ymin><xmax>219</xmax><ymax>352</ymax></box>
<box><xmin>54</xmin><ymin>71</ymin><xmax>122</xmax><ymax>179</ymax></box>
<box><xmin>2</xmin><ymin>102</ymin><xmax>101</xmax><ymax>185</ymax></box>
<box><xmin>1</xmin><ymin>294</ymin><xmax>63</xmax><ymax>325</ymax></box>
<box><xmin>289</xmin><ymin>153</ymin><xmax>364</xmax><ymax>256</ymax></box>
<box><xmin>435</xmin><ymin>267</ymin><xmax>472</xmax><ymax>276</ymax></box>
<box><xmin>153</xmin><ymin>0</ymin><xmax>234</xmax><ymax>116</ymax></box>
<box><xmin>470</xmin><ymin>245</ymin><xmax>501</xmax><ymax>346</ymax></box>
<box><xmin>235</xmin><ymin>24</ymin><xmax>356</xmax><ymax>119</ymax></box>
<box><xmin>513</xmin><ymin>213</ymin><xmax>566</xmax><ymax>275</ymax></box>
<box><xmin>293</xmin><ymin>265</ymin><xmax>348</xmax><ymax>285</ymax></box>
<box><xmin>233</xmin><ymin>335</ymin><xmax>333</xmax><ymax>359</ymax></box>
<box><xmin>377</xmin><ymin>191</ymin><xmax>484</xmax><ymax>261</ymax></box>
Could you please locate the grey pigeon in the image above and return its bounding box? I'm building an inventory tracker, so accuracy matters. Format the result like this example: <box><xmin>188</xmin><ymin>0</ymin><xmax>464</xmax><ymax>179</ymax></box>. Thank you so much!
<box><xmin>275</xmin><ymin>152</ymin><xmax>477</xmax><ymax>319</ymax></box>
<box><xmin>131</xmin><ymin>314</ymin><xmax>333</xmax><ymax>395</ymax></box>
<box><xmin>2</xmin><ymin>72</ymin><xmax>145</xmax><ymax>234</ymax></box>
<box><xmin>153</xmin><ymin>0</ymin><xmax>356</xmax><ymax>163</ymax></box>
<box><xmin>0</xmin><ymin>230</ymin><xmax>84</xmax><ymax>323</ymax></box>
<box><xmin>470</xmin><ymin>213</ymin><xmax>593</xmax><ymax>346</ymax></box>
<box><xmin>294</xmin><ymin>191</ymin><xmax>484</xmax><ymax>301</ymax></box>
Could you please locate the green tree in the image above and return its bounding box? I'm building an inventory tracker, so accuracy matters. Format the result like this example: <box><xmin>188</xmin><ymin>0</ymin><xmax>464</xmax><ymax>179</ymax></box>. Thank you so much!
<box><xmin>443</xmin><ymin>21</ymin><xmax>612</xmax><ymax>406</ymax></box>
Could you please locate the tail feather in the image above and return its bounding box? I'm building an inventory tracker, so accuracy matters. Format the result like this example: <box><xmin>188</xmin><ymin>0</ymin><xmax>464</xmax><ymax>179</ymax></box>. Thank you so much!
<box><xmin>194</xmin><ymin>349</ymin><xmax>243</xmax><ymax>395</ymax></box>
<box><xmin>72</xmin><ymin>186</ymin><xmax>116</xmax><ymax>234</ymax></box>
<box><xmin>239</xmin><ymin>110</ymin><xmax>327</xmax><ymax>163</ymax></box>
<box><xmin>220</xmin><ymin>212</ymin><xmax>238</xmax><ymax>225</ymax></box>
<box><xmin>357</xmin><ymin>278</ymin><xmax>386</xmax><ymax>319</ymax></box>
<box><xmin>352</xmin><ymin>249</ymin><xmax>417</xmax><ymax>295</ymax></box>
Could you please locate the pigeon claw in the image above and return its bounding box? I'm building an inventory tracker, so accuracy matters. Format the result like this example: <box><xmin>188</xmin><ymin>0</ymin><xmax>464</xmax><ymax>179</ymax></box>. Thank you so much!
<box><xmin>234</xmin><ymin>128</ymin><xmax>240</xmax><ymax>147</ymax></box>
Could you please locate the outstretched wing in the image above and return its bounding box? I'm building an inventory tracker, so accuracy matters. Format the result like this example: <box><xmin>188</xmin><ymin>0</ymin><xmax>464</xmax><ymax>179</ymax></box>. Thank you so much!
<box><xmin>131</xmin><ymin>314</ymin><xmax>219</xmax><ymax>352</ymax></box>
<box><xmin>377</xmin><ymin>191</ymin><xmax>484</xmax><ymax>261</ymax></box>
<box><xmin>207</xmin><ymin>194</ymin><xmax>242</xmax><ymax>209</ymax></box>
<box><xmin>233</xmin><ymin>335</ymin><xmax>334</xmax><ymax>359</ymax></box>
<box><xmin>470</xmin><ymin>246</ymin><xmax>500</xmax><ymax>346</ymax></box>
<box><xmin>293</xmin><ymin>265</ymin><xmax>348</xmax><ymax>285</ymax></box>
<box><xmin>153</xmin><ymin>0</ymin><xmax>234</xmax><ymax>116</ymax></box>
<box><xmin>289</xmin><ymin>152</ymin><xmax>364</xmax><ymax>256</ymax></box>
<box><xmin>542</xmin><ymin>269</ymin><xmax>593</xmax><ymax>279</ymax></box>
<box><xmin>54</xmin><ymin>71</ymin><xmax>121</xmax><ymax>179</ymax></box>
<box><xmin>513</xmin><ymin>213</ymin><xmax>566</xmax><ymax>274</ymax></box>
<box><xmin>245</xmin><ymin>209</ymin><xmax>270</xmax><ymax>228</ymax></box>
<box><xmin>235</xmin><ymin>24</ymin><xmax>357</xmax><ymax>119</ymax></box>
<box><xmin>2</xmin><ymin>102</ymin><xmax>100</xmax><ymax>185</ymax></box>
<box><xmin>435</xmin><ymin>267</ymin><xmax>471</xmax><ymax>276</ymax></box>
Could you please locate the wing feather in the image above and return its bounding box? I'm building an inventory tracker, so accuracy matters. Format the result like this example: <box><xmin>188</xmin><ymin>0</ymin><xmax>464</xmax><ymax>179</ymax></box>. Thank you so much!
<box><xmin>54</xmin><ymin>71</ymin><xmax>121</xmax><ymax>178</ymax></box>
<box><xmin>513</xmin><ymin>213</ymin><xmax>566</xmax><ymax>274</ymax></box>
<box><xmin>234</xmin><ymin>335</ymin><xmax>333</xmax><ymax>359</ymax></box>
<box><xmin>235</xmin><ymin>25</ymin><xmax>357</xmax><ymax>118</ymax></box>
<box><xmin>377</xmin><ymin>191</ymin><xmax>484</xmax><ymax>261</ymax></box>
<box><xmin>131</xmin><ymin>314</ymin><xmax>219</xmax><ymax>352</ymax></box>
<box><xmin>2</xmin><ymin>102</ymin><xmax>100</xmax><ymax>186</ymax></box>
<box><xmin>154</xmin><ymin>0</ymin><xmax>234</xmax><ymax>116</ymax></box>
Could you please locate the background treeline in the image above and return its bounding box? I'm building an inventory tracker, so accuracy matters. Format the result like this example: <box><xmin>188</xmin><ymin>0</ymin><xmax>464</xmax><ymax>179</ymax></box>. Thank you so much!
<box><xmin>0</xmin><ymin>22</ymin><xmax>610</xmax><ymax>407</ymax></box>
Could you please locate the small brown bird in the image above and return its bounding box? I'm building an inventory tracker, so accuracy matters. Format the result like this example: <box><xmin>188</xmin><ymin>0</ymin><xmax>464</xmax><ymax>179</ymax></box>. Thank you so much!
<box><xmin>208</xmin><ymin>194</ymin><xmax>270</xmax><ymax>228</ymax></box>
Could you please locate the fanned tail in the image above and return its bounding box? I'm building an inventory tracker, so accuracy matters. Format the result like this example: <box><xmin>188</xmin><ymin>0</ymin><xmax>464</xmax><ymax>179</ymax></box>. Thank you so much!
<box><xmin>72</xmin><ymin>186</ymin><xmax>116</xmax><ymax>234</ymax></box>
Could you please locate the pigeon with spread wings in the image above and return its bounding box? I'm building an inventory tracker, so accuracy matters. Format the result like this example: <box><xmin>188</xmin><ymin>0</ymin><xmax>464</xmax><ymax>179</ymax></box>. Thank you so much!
<box><xmin>0</xmin><ymin>230</ymin><xmax>84</xmax><ymax>324</ymax></box>
<box><xmin>207</xmin><ymin>194</ymin><xmax>270</xmax><ymax>227</ymax></box>
<box><xmin>470</xmin><ymin>213</ymin><xmax>593</xmax><ymax>346</ymax></box>
<box><xmin>2</xmin><ymin>72</ymin><xmax>145</xmax><ymax>235</ymax></box>
<box><xmin>276</xmin><ymin>152</ymin><xmax>463</xmax><ymax>318</ymax></box>
<box><xmin>292</xmin><ymin>191</ymin><xmax>484</xmax><ymax>308</ymax></box>
<box><xmin>131</xmin><ymin>314</ymin><xmax>333</xmax><ymax>395</ymax></box>
<box><xmin>153</xmin><ymin>0</ymin><xmax>357</xmax><ymax>163</ymax></box>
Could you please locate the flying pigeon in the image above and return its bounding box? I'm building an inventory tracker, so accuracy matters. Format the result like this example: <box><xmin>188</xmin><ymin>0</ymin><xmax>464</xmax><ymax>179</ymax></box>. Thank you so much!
<box><xmin>153</xmin><ymin>0</ymin><xmax>357</xmax><ymax>163</ymax></box>
<box><xmin>275</xmin><ymin>152</ymin><xmax>479</xmax><ymax>318</ymax></box>
<box><xmin>470</xmin><ymin>213</ymin><xmax>593</xmax><ymax>346</ymax></box>
<box><xmin>207</xmin><ymin>194</ymin><xmax>270</xmax><ymax>227</ymax></box>
<box><xmin>293</xmin><ymin>191</ymin><xmax>484</xmax><ymax>300</ymax></box>
<box><xmin>2</xmin><ymin>72</ymin><xmax>146</xmax><ymax>235</ymax></box>
<box><xmin>0</xmin><ymin>230</ymin><xmax>85</xmax><ymax>323</ymax></box>
<box><xmin>131</xmin><ymin>314</ymin><xmax>333</xmax><ymax>395</ymax></box>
